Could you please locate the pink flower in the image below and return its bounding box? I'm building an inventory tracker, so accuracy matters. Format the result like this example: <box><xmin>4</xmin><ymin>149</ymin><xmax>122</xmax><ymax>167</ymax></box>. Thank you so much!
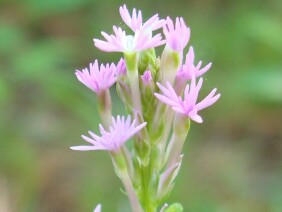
<box><xmin>176</xmin><ymin>46</ymin><xmax>212</xmax><ymax>81</ymax></box>
<box><xmin>75</xmin><ymin>60</ymin><xmax>117</xmax><ymax>94</ymax></box>
<box><xmin>163</xmin><ymin>17</ymin><xmax>190</xmax><ymax>52</ymax></box>
<box><xmin>94</xmin><ymin>26</ymin><xmax>165</xmax><ymax>53</ymax></box>
<box><xmin>154</xmin><ymin>77</ymin><xmax>220</xmax><ymax>123</ymax></box>
<box><xmin>70</xmin><ymin>115</ymin><xmax>147</xmax><ymax>152</ymax></box>
<box><xmin>119</xmin><ymin>4</ymin><xmax>165</xmax><ymax>32</ymax></box>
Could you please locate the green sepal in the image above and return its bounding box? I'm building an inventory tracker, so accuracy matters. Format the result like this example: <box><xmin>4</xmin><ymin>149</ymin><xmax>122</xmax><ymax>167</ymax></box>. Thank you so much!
<box><xmin>148</xmin><ymin>106</ymin><xmax>166</xmax><ymax>144</ymax></box>
<box><xmin>134</xmin><ymin>112</ymin><xmax>151</xmax><ymax>166</ymax></box>
<box><xmin>110</xmin><ymin>151</ymin><xmax>127</xmax><ymax>174</ymax></box>
<box><xmin>157</xmin><ymin>45</ymin><xmax>181</xmax><ymax>84</ymax></box>
<box><xmin>141</xmin><ymin>81</ymin><xmax>157</xmax><ymax>123</ymax></box>
<box><xmin>153</xmin><ymin>57</ymin><xmax>161</xmax><ymax>76</ymax></box>
<box><xmin>164</xmin><ymin>203</ymin><xmax>183</xmax><ymax>212</ymax></box>
<box><xmin>131</xmin><ymin>149</ymin><xmax>142</xmax><ymax>187</ymax></box>
<box><xmin>142</xmin><ymin>96</ymin><xmax>156</xmax><ymax>123</ymax></box>
<box><xmin>138</xmin><ymin>48</ymin><xmax>157</xmax><ymax>74</ymax></box>
<box><xmin>124</xmin><ymin>52</ymin><xmax>138</xmax><ymax>72</ymax></box>
<box><xmin>173</xmin><ymin>114</ymin><xmax>190</xmax><ymax>137</ymax></box>
<box><xmin>150</xmin><ymin>144</ymin><xmax>162</xmax><ymax>173</ymax></box>
<box><xmin>134</xmin><ymin>139</ymin><xmax>151</xmax><ymax>167</ymax></box>
<box><xmin>119</xmin><ymin>187</ymin><xmax>127</xmax><ymax>196</ymax></box>
<box><xmin>157</xmin><ymin>155</ymin><xmax>183</xmax><ymax>201</ymax></box>
<box><xmin>172</xmin><ymin>51</ymin><xmax>181</xmax><ymax>69</ymax></box>
<box><xmin>157</xmin><ymin>183</ymin><xmax>174</xmax><ymax>206</ymax></box>
<box><xmin>116</xmin><ymin>80</ymin><xmax>133</xmax><ymax>113</ymax></box>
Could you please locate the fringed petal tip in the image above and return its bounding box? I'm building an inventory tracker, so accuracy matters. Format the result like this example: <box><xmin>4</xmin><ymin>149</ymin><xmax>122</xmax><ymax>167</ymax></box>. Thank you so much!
<box><xmin>71</xmin><ymin>115</ymin><xmax>147</xmax><ymax>152</ymax></box>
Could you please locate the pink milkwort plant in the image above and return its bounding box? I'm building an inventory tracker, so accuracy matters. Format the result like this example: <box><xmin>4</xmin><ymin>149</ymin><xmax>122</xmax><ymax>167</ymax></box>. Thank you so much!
<box><xmin>71</xmin><ymin>4</ymin><xmax>220</xmax><ymax>212</ymax></box>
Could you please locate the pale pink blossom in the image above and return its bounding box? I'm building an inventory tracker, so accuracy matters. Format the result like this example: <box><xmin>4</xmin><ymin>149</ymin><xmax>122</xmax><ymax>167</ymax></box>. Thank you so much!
<box><xmin>176</xmin><ymin>46</ymin><xmax>212</xmax><ymax>81</ymax></box>
<box><xmin>155</xmin><ymin>77</ymin><xmax>220</xmax><ymax>123</ymax></box>
<box><xmin>93</xmin><ymin>26</ymin><xmax>165</xmax><ymax>53</ymax></box>
<box><xmin>75</xmin><ymin>60</ymin><xmax>117</xmax><ymax>94</ymax></box>
<box><xmin>119</xmin><ymin>4</ymin><xmax>165</xmax><ymax>32</ymax></box>
<box><xmin>70</xmin><ymin>115</ymin><xmax>147</xmax><ymax>152</ymax></box>
<box><xmin>163</xmin><ymin>17</ymin><xmax>190</xmax><ymax>52</ymax></box>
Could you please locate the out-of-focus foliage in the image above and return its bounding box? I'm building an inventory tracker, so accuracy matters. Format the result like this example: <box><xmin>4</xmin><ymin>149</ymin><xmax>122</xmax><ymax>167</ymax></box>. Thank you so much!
<box><xmin>0</xmin><ymin>0</ymin><xmax>281</xmax><ymax>211</ymax></box>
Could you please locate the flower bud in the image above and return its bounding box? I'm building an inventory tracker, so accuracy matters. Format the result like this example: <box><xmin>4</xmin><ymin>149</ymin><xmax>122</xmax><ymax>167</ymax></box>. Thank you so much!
<box><xmin>116</xmin><ymin>80</ymin><xmax>133</xmax><ymax>112</ymax></box>
<box><xmin>133</xmin><ymin>111</ymin><xmax>150</xmax><ymax>166</ymax></box>
<box><xmin>157</xmin><ymin>155</ymin><xmax>183</xmax><ymax>200</ymax></box>
<box><xmin>138</xmin><ymin>48</ymin><xmax>157</xmax><ymax>74</ymax></box>
<box><xmin>158</xmin><ymin>45</ymin><xmax>182</xmax><ymax>85</ymax></box>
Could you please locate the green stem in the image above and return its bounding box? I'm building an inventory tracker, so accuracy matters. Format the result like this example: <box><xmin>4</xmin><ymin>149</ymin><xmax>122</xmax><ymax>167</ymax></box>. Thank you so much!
<box><xmin>110</xmin><ymin>151</ymin><xmax>142</xmax><ymax>212</ymax></box>
<box><xmin>140</xmin><ymin>142</ymin><xmax>165</xmax><ymax>212</ymax></box>
<box><xmin>124</xmin><ymin>52</ymin><xmax>143</xmax><ymax>114</ymax></box>
<box><xmin>121</xmin><ymin>172</ymin><xmax>142</xmax><ymax>212</ymax></box>
<box><xmin>141</xmin><ymin>163</ymin><xmax>157</xmax><ymax>212</ymax></box>
<box><xmin>166</xmin><ymin>115</ymin><xmax>190</xmax><ymax>168</ymax></box>
<box><xmin>97</xmin><ymin>89</ymin><xmax>112</xmax><ymax>128</ymax></box>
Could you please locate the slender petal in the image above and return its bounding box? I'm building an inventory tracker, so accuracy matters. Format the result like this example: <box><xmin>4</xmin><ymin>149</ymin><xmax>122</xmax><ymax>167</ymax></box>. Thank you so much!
<box><xmin>156</xmin><ymin>82</ymin><xmax>180</xmax><ymax>103</ymax></box>
<box><xmin>176</xmin><ymin>46</ymin><xmax>212</xmax><ymax>81</ymax></box>
<box><xmin>196</xmin><ymin>89</ymin><xmax>221</xmax><ymax>111</ymax></box>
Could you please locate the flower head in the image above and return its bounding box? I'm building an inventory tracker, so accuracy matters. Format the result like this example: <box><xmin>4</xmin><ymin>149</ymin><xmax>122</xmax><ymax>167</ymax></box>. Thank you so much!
<box><xmin>155</xmin><ymin>77</ymin><xmax>220</xmax><ymax>123</ymax></box>
<box><xmin>163</xmin><ymin>17</ymin><xmax>190</xmax><ymax>52</ymax></box>
<box><xmin>94</xmin><ymin>26</ymin><xmax>165</xmax><ymax>53</ymax></box>
<box><xmin>75</xmin><ymin>60</ymin><xmax>117</xmax><ymax>94</ymax></box>
<box><xmin>70</xmin><ymin>115</ymin><xmax>147</xmax><ymax>152</ymax></box>
<box><xmin>176</xmin><ymin>46</ymin><xmax>212</xmax><ymax>81</ymax></box>
<box><xmin>119</xmin><ymin>4</ymin><xmax>165</xmax><ymax>32</ymax></box>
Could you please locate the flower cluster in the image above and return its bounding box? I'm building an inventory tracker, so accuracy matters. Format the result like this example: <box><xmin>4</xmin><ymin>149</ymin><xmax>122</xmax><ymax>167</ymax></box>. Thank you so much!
<box><xmin>72</xmin><ymin>4</ymin><xmax>220</xmax><ymax>212</ymax></box>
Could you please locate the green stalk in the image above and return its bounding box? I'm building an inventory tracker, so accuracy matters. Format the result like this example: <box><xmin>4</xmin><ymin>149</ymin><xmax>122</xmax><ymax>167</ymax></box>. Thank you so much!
<box><xmin>111</xmin><ymin>151</ymin><xmax>142</xmax><ymax>212</ymax></box>
<box><xmin>97</xmin><ymin>89</ymin><xmax>112</xmax><ymax>129</ymax></box>
<box><xmin>124</xmin><ymin>52</ymin><xmax>143</xmax><ymax>114</ymax></box>
<box><xmin>166</xmin><ymin>115</ymin><xmax>190</xmax><ymax>169</ymax></box>
<box><xmin>140</xmin><ymin>141</ymin><xmax>165</xmax><ymax>212</ymax></box>
<box><xmin>141</xmin><ymin>161</ymin><xmax>157</xmax><ymax>212</ymax></box>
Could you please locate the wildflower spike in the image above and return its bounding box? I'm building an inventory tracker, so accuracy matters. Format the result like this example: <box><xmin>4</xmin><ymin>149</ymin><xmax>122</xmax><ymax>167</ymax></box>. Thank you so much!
<box><xmin>72</xmin><ymin>4</ymin><xmax>221</xmax><ymax>211</ymax></box>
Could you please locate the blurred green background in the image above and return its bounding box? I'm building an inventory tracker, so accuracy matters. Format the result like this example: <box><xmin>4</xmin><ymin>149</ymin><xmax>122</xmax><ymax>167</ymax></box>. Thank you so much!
<box><xmin>1</xmin><ymin>0</ymin><xmax>282</xmax><ymax>211</ymax></box>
